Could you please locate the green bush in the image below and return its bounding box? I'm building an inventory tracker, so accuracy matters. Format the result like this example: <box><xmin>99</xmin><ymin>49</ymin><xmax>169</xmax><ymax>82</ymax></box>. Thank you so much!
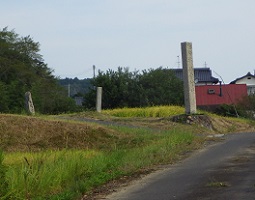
<box><xmin>214</xmin><ymin>104</ymin><xmax>239</xmax><ymax>117</ymax></box>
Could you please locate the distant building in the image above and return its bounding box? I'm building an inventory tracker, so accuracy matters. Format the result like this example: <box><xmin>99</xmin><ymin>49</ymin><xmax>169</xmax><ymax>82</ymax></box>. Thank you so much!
<box><xmin>195</xmin><ymin>84</ymin><xmax>247</xmax><ymax>109</ymax></box>
<box><xmin>172</xmin><ymin>68</ymin><xmax>219</xmax><ymax>85</ymax></box>
<box><xmin>171</xmin><ymin>67</ymin><xmax>248</xmax><ymax>109</ymax></box>
<box><xmin>230</xmin><ymin>72</ymin><xmax>255</xmax><ymax>95</ymax></box>
<box><xmin>74</xmin><ymin>97</ymin><xmax>84</xmax><ymax>106</ymax></box>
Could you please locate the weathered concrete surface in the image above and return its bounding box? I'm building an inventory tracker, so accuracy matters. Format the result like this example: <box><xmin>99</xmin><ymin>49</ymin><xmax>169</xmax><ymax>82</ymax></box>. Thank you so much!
<box><xmin>96</xmin><ymin>87</ymin><xmax>102</xmax><ymax>113</ymax></box>
<box><xmin>181</xmin><ymin>42</ymin><xmax>197</xmax><ymax>114</ymax></box>
<box><xmin>25</xmin><ymin>91</ymin><xmax>35</xmax><ymax>115</ymax></box>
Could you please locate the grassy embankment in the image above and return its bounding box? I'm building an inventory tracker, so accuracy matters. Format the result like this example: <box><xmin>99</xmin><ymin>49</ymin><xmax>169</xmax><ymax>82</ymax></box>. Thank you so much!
<box><xmin>1</xmin><ymin>106</ymin><xmax>254</xmax><ymax>199</ymax></box>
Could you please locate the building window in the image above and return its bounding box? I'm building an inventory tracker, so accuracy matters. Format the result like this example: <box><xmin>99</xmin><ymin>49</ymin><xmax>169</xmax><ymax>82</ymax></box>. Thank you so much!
<box><xmin>208</xmin><ymin>89</ymin><xmax>215</xmax><ymax>94</ymax></box>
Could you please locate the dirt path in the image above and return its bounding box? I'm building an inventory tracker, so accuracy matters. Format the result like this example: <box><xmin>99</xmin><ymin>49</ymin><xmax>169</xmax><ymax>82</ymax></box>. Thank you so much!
<box><xmin>103</xmin><ymin>132</ymin><xmax>255</xmax><ymax>200</ymax></box>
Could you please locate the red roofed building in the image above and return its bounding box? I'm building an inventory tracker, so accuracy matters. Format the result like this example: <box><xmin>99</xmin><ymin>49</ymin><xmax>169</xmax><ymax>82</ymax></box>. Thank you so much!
<box><xmin>195</xmin><ymin>84</ymin><xmax>247</xmax><ymax>108</ymax></box>
<box><xmin>172</xmin><ymin>67</ymin><xmax>248</xmax><ymax>109</ymax></box>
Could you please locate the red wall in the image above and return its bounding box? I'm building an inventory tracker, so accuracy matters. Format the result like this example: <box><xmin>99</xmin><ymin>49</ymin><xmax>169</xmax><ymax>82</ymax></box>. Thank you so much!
<box><xmin>195</xmin><ymin>84</ymin><xmax>247</xmax><ymax>106</ymax></box>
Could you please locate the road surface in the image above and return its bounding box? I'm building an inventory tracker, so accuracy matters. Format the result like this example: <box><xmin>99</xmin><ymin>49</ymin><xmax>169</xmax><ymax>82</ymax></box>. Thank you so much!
<box><xmin>104</xmin><ymin>132</ymin><xmax>255</xmax><ymax>200</ymax></box>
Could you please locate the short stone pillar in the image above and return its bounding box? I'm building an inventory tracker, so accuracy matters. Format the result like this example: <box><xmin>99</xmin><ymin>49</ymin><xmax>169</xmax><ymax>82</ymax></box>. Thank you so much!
<box><xmin>181</xmin><ymin>42</ymin><xmax>197</xmax><ymax>114</ymax></box>
<box><xmin>25</xmin><ymin>91</ymin><xmax>35</xmax><ymax>115</ymax></box>
<box><xmin>96</xmin><ymin>87</ymin><xmax>102</xmax><ymax>113</ymax></box>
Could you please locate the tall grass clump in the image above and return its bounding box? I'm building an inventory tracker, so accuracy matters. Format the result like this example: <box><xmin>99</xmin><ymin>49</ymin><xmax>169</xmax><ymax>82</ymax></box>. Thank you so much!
<box><xmin>103</xmin><ymin>105</ymin><xmax>185</xmax><ymax>118</ymax></box>
<box><xmin>2</xmin><ymin>127</ymin><xmax>201</xmax><ymax>199</ymax></box>
<box><xmin>5</xmin><ymin>150</ymin><xmax>101</xmax><ymax>199</ymax></box>
<box><xmin>0</xmin><ymin>150</ymin><xmax>9</xmax><ymax>199</ymax></box>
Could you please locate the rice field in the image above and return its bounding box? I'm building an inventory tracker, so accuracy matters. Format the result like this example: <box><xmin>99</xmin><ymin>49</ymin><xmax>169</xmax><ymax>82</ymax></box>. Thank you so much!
<box><xmin>102</xmin><ymin>105</ymin><xmax>185</xmax><ymax>117</ymax></box>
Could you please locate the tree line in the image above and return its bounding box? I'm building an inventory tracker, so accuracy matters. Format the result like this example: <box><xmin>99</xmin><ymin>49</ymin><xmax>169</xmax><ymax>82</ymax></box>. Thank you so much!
<box><xmin>0</xmin><ymin>27</ymin><xmax>184</xmax><ymax>114</ymax></box>
<box><xmin>83</xmin><ymin>67</ymin><xmax>184</xmax><ymax>109</ymax></box>
<box><xmin>0</xmin><ymin>27</ymin><xmax>77</xmax><ymax>114</ymax></box>
<box><xmin>59</xmin><ymin>77</ymin><xmax>91</xmax><ymax>97</ymax></box>
<box><xmin>4</xmin><ymin>27</ymin><xmax>255</xmax><ymax>117</ymax></box>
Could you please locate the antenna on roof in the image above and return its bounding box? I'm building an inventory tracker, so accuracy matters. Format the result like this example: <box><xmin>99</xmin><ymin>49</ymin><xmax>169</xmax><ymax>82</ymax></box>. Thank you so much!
<box><xmin>204</xmin><ymin>62</ymin><xmax>208</xmax><ymax>68</ymax></box>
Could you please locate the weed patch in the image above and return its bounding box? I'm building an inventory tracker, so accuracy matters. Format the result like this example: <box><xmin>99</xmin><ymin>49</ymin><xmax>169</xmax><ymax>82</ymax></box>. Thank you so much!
<box><xmin>2</xmin><ymin>124</ymin><xmax>200</xmax><ymax>199</ymax></box>
<box><xmin>1</xmin><ymin>111</ymin><xmax>232</xmax><ymax>199</ymax></box>
<box><xmin>0</xmin><ymin>150</ymin><xmax>9</xmax><ymax>198</ymax></box>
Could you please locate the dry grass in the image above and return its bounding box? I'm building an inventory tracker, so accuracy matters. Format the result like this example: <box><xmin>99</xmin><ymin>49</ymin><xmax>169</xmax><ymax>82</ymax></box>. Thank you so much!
<box><xmin>1</xmin><ymin>109</ymin><xmax>255</xmax><ymax>199</ymax></box>
<box><xmin>0</xmin><ymin>113</ymin><xmax>202</xmax><ymax>199</ymax></box>
<box><xmin>68</xmin><ymin>109</ymin><xmax>255</xmax><ymax>135</ymax></box>
<box><xmin>208</xmin><ymin>116</ymin><xmax>255</xmax><ymax>134</ymax></box>
<box><xmin>102</xmin><ymin>106</ymin><xmax>185</xmax><ymax>117</ymax></box>
<box><xmin>0</xmin><ymin>114</ymin><xmax>131</xmax><ymax>152</ymax></box>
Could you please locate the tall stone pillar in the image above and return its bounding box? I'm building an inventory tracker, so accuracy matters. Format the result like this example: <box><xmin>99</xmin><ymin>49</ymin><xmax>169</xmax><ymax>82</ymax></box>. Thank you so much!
<box><xmin>181</xmin><ymin>42</ymin><xmax>197</xmax><ymax>114</ymax></box>
<box><xmin>96</xmin><ymin>87</ymin><xmax>102</xmax><ymax>113</ymax></box>
<box><xmin>25</xmin><ymin>91</ymin><xmax>35</xmax><ymax>115</ymax></box>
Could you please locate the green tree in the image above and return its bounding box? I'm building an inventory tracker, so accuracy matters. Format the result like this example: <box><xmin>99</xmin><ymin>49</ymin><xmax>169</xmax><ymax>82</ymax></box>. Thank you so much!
<box><xmin>0</xmin><ymin>27</ymin><xmax>76</xmax><ymax>114</ymax></box>
<box><xmin>84</xmin><ymin>67</ymin><xmax>141</xmax><ymax>109</ymax></box>
<box><xmin>0</xmin><ymin>82</ymin><xmax>9</xmax><ymax>112</ymax></box>
<box><xmin>84</xmin><ymin>67</ymin><xmax>184</xmax><ymax>109</ymax></box>
<box><xmin>139</xmin><ymin>67</ymin><xmax>184</xmax><ymax>106</ymax></box>
<box><xmin>58</xmin><ymin>77</ymin><xmax>92</xmax><ymax>97</ymax></box>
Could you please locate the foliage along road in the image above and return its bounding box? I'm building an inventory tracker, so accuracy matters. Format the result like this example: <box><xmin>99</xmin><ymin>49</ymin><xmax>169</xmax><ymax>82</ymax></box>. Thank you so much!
<box><xmin>104</xmin><ymin>132</ymin><xmax>255</xmax><ymax>200</ymax></box>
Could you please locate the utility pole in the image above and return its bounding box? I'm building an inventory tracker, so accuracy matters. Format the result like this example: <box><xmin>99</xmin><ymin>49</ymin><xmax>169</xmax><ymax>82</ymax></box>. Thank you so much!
<box><xmin>177</xmin><ymin>56</ymin><xmax>180</xmax><ymax>68</ymax></box>
<box><xmin>93</xmin><ymin>65</ymin><xmax>96</xmax><ymax>90</ymax></box>
<box><xmin>93</xmin><ymin>65</ymin><xmax>96</xmax><ymax>79</ymax></box>
<box><xmin>68</xmin><ymin>84</ymin><xmax>71</xmax><ymax>97</ymax></box>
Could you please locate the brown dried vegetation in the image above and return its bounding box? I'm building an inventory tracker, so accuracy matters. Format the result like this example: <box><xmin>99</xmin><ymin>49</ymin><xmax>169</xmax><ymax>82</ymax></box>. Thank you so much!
<box><xmin>0</xmin><ymin>114</ymin><xmax>128</xmax><ymax>152</ymax></box>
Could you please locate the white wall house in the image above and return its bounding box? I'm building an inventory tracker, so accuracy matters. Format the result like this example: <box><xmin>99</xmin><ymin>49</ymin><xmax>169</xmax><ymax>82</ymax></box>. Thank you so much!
<box><xmin>230</xmin><ymin>72</ymin><xmax>255</xmax><ymax>95</ymax></box>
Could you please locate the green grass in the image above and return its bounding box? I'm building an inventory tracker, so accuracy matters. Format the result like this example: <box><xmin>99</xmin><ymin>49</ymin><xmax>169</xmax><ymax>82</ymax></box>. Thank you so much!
<box><xmin>2</xmin><ymin>106</ymin><xmax>255</xmax><ymax>199</ymax></box>
<box><xmin>1</xmin><ymin>126</ymin><xmax>201</xmax><ymax>199</ymax></box>
<box><xmin>5</xmin><ymin>106</ymin><xmax>243</xmax><ymax>199</ymax></box>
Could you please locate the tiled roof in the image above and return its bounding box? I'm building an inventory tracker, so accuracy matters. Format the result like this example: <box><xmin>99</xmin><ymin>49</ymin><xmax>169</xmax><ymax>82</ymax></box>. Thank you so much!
<box><xmin>171</xmin><ymin>68</ymin><xmax>219</xmax><ymax>84</ymax></box>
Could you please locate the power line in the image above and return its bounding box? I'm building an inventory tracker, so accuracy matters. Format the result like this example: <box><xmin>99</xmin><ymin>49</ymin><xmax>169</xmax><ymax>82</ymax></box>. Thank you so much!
<box><xmin>213</xmin><ymin>70</ymin><xmax>239</xmax><ymax>117</ymax></box>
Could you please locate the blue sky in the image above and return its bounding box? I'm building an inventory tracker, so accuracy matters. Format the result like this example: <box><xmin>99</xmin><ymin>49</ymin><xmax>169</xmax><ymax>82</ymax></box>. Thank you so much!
<box><xmin>1</xmin><ymin>0</ymin><xmax>255</xmax><ymax>82</ymax></box>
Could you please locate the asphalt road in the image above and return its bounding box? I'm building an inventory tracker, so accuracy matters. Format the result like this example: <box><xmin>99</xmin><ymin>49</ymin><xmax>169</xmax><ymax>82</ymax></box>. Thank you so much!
<box><xmin>105</xmin><ymin>132</ymin><xmax>255</xmax><ymax>200</ymax></box>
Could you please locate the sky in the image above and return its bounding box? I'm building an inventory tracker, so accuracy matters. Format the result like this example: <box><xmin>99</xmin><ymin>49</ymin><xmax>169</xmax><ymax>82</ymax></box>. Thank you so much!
<box><xmin>1</xmin><ymin>0</ymin><xmax>255</xmax><ymax>83</ymax></box>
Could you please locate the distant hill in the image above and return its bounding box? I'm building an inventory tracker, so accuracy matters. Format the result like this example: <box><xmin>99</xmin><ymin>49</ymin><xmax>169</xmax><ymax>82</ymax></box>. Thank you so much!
<box><xmin>58</xmin><ymin>77</ymin><xmax>92</xmax><ymax>97</ymax></box>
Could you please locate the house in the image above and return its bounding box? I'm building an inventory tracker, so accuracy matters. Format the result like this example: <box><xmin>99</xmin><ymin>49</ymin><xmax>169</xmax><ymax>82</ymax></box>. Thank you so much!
<box><xmin>171</xmin><ymin>67</ymin><xmax>247</xmax><ymax>109</ymax></box>
<box><xmin>230</xmin><ymin>72</ymin><xmax>255</xmax><ymax>95</ymax></box>
<box><xmin>172</xmin><ymin>68</ymin><xmax>219</xmax><ymax>85</ymax></box>
<box><xmin>195</xmin><ymin>84</ymin><xmax>247</xmax><ymax>109</ymax></box>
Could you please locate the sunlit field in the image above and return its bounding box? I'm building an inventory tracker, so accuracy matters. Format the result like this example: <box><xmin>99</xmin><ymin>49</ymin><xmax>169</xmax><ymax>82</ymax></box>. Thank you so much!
<box><xmin>102</xmin><ymin>105</ymin><xmax>185</xmax><ymax>117</ymax></box>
